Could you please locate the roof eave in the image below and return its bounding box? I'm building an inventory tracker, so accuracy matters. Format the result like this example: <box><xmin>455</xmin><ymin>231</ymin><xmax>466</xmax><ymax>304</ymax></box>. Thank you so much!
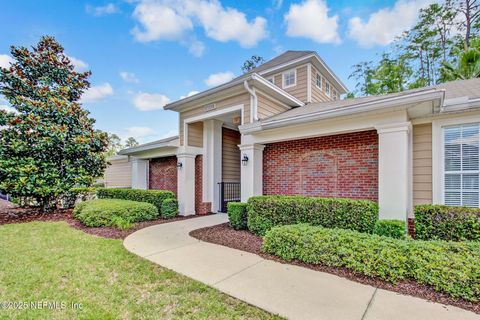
<box><xmin>118</xmin><ymin>137</ymin><xmax>179</xmax><ymax>155</ymax></box>
<box><xmin>240</xmin><ymin>89</ymin><xmax>444</xmax><ymax>134</ymax></box>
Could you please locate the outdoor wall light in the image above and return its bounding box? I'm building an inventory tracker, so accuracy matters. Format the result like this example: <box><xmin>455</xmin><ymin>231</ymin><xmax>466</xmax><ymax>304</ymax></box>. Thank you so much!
<box><xmin>241</xmin><ymin>154</ymin><xmax>249</xmax><ymax>166</ymax></box>
<box><xmin>177</xmin><ymin>162</ymin><xmax>183</xmax><ymax>169</ymax></box>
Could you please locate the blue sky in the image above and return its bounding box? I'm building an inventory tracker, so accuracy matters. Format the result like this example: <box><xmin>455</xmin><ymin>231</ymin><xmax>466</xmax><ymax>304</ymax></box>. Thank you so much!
<box><xmin>0</xmin><ymin>0</ymin><xmax>432</xmax><ymax>143</ymax></box>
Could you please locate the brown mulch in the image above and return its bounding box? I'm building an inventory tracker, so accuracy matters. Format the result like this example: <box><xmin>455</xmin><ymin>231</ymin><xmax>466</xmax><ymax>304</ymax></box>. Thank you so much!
<box><xmin>0</xmin><ymin>199</ymin><xmax>198</xmax><ymax>239</ymax></box>
<box><xmin>189</xmin><ymin>222</ymin><xmax>480</xmax><ymax>315</ymax></box>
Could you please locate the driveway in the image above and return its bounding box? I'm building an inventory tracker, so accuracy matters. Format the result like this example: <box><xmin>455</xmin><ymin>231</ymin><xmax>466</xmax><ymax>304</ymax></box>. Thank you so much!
<box><xmin>124</xmin><ymin>214</ymin><xmax>479</xmax><ymax>320</ymax></box>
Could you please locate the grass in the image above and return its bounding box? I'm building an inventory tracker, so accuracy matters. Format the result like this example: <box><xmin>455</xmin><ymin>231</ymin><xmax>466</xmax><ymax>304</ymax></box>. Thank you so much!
<box><xmin>0</xmin><ymin>221</ymin><xmax>281</xmax><ymax>319</ymax></box>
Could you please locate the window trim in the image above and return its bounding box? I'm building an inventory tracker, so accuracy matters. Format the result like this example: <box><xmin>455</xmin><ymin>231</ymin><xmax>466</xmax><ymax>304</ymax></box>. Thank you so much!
<box><xmin>282</xmin><ymin>68</ymin><xmax>297</xmax><ymax>89</ymax></box>
<box><xmin>325</xmin><ymin>81</ymin><xmax>331</xmax><ymax>96</ymax></box>
<box><xmin>432</xmin><ymin>114</ymin><xmax>480</xmax><ymax>205</ymax></box>
<box><xmin>315</xmin><ymin>72</ymin><xmax>322</xmax><ymax>90</ymax></box>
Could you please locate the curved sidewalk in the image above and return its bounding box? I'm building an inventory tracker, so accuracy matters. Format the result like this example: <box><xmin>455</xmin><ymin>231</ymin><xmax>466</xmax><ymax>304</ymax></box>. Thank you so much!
<box><xmin>124</xmin><ymin>214</ymin><xmax>479</xmax><ymax>320</ymax></box>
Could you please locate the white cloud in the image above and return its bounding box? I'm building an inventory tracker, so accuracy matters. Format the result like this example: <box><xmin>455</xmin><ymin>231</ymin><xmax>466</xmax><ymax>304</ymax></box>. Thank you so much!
<box><xmin>348</xmin><ymin>0</ymin><xmax>432</xmax><ymax>47</ymax></box>
<box><xmin>180</xmin><ymin>90</ymin><xmax>200</xmax><ymax>99</ymax></box>
<box><xmin>86</xmin><ymin>3</ymin><xmax>119</xmax><ymax>16</ymax></box>
<box><xmin>284</xmin><ymin>0</ymin><xmax>340</xmax><ymax>44</ymax></box>
<box><xmin>205</xmin><ymin>71</ymin><xmax>235</xmax><ymax>87</ymax></box>
<box><xmin>119</xmin><ymin>71</ymin><xmax>139</xmax><ymax>83</ymax></box>
<box><xmin>0</xmin><ymin>54</ymin><xmax>14</xmax><ymax>69</ymax></box>
<box><xmin>66</xmin><ymin>55</ymin><xmax>89</xmax><ymax>71</ymax></box>
<box><xmin>125</xmin><ymin>126</ymin><xmax>157</xmax><ymax>139</ymax></box>
<box><xmin>131</xmin><ymin>0</ymin><xmax>268</xmax><ymax>50</ymax></box>
<box><xmin>133</xmin><ymin>92</ymin><xmax>170</xmax><ymax>111</ymax></box>
<box><xmin>81</xmin><ymin>83</ymin><xmax>114</xmax><ymax>103</ymax></box>
<box><xmin>0</xmin><ymin>105</ymin><xmax>16</xmax><ymax>113</ymax></box>
<box><xmin>187</xmin><ymin>39</ymin><xmax>205</xmax><ymax>57</ymax></box>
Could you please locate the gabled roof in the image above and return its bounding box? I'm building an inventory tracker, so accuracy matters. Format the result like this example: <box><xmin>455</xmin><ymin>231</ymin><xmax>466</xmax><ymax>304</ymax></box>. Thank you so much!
<box><xmin>164</xmin><ymin>50</ymin><xmax>346</xmax><ymax>112</ymax></box>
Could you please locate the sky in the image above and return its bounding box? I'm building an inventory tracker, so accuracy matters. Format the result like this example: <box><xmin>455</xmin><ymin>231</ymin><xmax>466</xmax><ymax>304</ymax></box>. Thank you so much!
<box><xmin>0</xmin><ymin>0</ymin><xmax>434</xmax><ymax>144</ymax></box>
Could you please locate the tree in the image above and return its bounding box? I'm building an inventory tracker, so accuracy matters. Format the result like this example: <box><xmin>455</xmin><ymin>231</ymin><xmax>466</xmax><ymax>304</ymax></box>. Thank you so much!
<box><xmin>0</xmin><ymin>36</ymin><xmax>108</xmax><ymax>211</ymax></box>
<box><xmin>241</xmin><ymin>55</ymin><xmax>265</xmax><ymax>73</ymax></box>
<box><xmin>349</xmin><ymin>53</ymin><xmax>413</xmax><ymax>96</ymax></box>
<box><xmin>124</xmin><ymin>137</ymin><xmax>139</xmax><ymax>148</ymax></box>
<box><xmin>106</xmin><ymin>133</ymin><xmax>122</xmax><ymax>156</ymax></box>
<box><xmin>440</xmin><ymin>37</ymin><xmax>480</xmax><ymax>81</ymax></box>
<box><xmin>454</xmin><ymin>0</ymin><xmax>480</xmax><ymax>48</ymax></box>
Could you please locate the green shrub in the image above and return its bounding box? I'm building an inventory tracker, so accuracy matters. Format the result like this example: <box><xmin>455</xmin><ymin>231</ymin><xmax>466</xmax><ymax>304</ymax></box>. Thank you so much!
<box><xmin>415</xmin><ymin>205</ymin><xmax>480</xmax><ymax>241</ymax></box>
<box><xmin>263</xmin><ymin>224</ymin><xmax>480</xmax><ymax>302</ymax></box>
<box><xmin>161</xmin><ymin>198</ymin><xmax>179</xmax><ymax>218</ymax></box>
<box><xmin>97</xmin><ymin>188</ymin><xmax>174</xmax><ymax>216</ymax></box>
<box><xmin>247</xmin><ymin>195</ymin><xmax>378</xmax><ymax>235</ymax></box>
<box><xmin>227</xmin><ymin>202</ymin><xmax>248</xmax><ymax>230</ymax></box>
<box><xmin>373</xmin><ymin>220</ymin><xmax>406</xmax><ymax>239</ymax></box>
<box><xmin>73</xmin><ymin>199</ymin><xmax>158</xmax><ymax>229</ymax></box>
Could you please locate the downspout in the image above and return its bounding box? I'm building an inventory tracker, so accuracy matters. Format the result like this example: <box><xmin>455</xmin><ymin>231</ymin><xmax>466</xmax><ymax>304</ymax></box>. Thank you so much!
<box><xmin>244</xmin><ymin>80</ymin><xmax>258</xmax><ymax>122</ymax></box>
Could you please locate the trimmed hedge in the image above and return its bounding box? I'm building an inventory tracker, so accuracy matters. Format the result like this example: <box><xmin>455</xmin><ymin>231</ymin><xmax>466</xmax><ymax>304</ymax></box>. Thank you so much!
<box><xmin>247</xmin><ymin>195</ymin><xmax>378</xmax><ymax>236</ymax></box>
<box><xmin>227</xmin><ymin>202</ymin><xmax>248</xmax><ymax>230</ymax></box>
<box><xmin>73</xmin><ymin>199</ymin><xmax>158</xmax><ymax>229</ymax></box>
<box><xmin>415</xmin><ymin>205</ymin><xmax>480</xmax><ymax>241</ymax></box>
<box><xmin>373</xmin><ymin>220</ymin><xmax>406</xmax><ymax>239</ymax></box>
<box><xmin>161</xmin><ymin>198</ymin><xmax>179</xmax><ymax>218</ymax></box>
<box><xmin>97</xmin><ymin>188</ymin><xmax>174</xmax><ymax>216</ymax></box>
<box><xmin>263</xmin><ymin>224</ymin><xmax>480</xmax><ymax>302</ymax></box>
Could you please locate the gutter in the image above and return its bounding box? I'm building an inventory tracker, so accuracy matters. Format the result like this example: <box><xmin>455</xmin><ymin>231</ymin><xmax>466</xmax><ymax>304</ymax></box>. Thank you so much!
<box><xmin>244</xmin><ymin>80</ymin><xmax>258</xmax><ymax>121</ymax></box>
<box><xmin>241</xmin><ymin>89</ymin><xmax>444</xmax><ymax>134</ymax></box>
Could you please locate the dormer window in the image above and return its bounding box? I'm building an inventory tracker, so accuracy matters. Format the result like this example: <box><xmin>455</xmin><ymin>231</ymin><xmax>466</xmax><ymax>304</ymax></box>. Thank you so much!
<box><xmin>325</xmin><ymin>82</ymin><xmax>331</xmax><ymax>96</ymax></box>
<box><xmin>333</xmin><ymin>89</ymin><xmax>338</xmax><ymax>100</ymax></box>
<box><xmin>316</xmin><ymin>73</ymin><xmax>322</xmax><ymax>89</ymax></box>
<box><xmin>282</xmin><ymin>69</ymin><xmax>296</xmax><ymax>88</ymax></box>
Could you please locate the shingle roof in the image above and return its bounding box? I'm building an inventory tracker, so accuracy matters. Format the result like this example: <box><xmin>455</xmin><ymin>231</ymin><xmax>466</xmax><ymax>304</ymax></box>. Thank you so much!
<box><xmin>263</xmin><ymin>78</ymin><xmax>480</xmax><ymax>122</ymax></box>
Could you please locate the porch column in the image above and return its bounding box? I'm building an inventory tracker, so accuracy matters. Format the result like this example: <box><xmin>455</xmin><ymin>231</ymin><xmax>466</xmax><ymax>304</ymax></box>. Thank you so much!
<box><xmin>239</xmin><ymin>144</ymin><xmax>265</xmax><ymax>202</ymax></box>
<box><xmin>177</xmin><ymin>153</ymin><xmax>196</xmax><ymax>216</ymax></box>
<box><xmin>203</xmin><ymin>119</ymin><xmax>223</xmax><ymax>212</ymax></box>
<box><xmin>131</xmin><ymin>158</ymin><xmax>149</xmax><ymax>189</ymax></box>
<box><xmin>376</xmin><ymin>122</ymin><xmax>412</xmax><ymax>221</ymax></box>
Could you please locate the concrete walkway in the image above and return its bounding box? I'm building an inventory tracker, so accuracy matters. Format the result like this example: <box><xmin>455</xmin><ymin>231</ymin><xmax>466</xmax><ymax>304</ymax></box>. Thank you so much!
<box><xmin>124</xmin><ymin>214</ymin><xmax>479</xmax><ymax>320</ymax></box>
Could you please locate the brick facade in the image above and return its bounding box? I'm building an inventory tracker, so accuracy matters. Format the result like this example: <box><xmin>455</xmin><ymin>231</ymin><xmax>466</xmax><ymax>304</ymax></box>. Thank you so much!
<box><xmin>263</xmin><ymin>130</ymin><xmax>378</xmax><ymax>201</ymax></box>
<box><xmin>195</xmin><ymin>155</ymin><xmax>212</xmax><ymax>215</ymax></box>
<box><xmin>149</xmin><ymin>156</ymin><xmax>177</xmax><ymax>195</ymax></box>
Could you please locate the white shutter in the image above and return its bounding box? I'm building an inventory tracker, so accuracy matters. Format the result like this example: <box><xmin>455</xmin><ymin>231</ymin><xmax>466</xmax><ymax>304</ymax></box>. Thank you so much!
<box><xmin>444</xmin><ymin>124</ymin><xmax>480</xmax><ymax>207</ymax></box>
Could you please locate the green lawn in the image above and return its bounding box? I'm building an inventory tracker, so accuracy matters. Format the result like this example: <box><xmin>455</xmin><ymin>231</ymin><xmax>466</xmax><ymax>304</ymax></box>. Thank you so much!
<box><xmin>0</xmin><ymin>221</ymin><xmax>280</xmax><ymax>319</ymax></box>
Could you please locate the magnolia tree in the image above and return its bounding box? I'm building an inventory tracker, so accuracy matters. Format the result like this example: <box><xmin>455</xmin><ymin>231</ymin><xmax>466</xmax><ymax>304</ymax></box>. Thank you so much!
<box><xmin>0</xmin><ymin>36</ymin><xmax>108</xmax><ymax>211</ymax></box>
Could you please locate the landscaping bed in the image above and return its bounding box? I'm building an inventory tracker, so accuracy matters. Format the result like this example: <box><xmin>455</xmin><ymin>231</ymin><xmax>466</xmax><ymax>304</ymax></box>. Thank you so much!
<box><xmin>190</xmin><ymin>222</ymin><xmax>480</xmax><ymax>314</ymax></box>
<box><xmin>0</xmin><ymin>200</ymin><xmax>196</xmax><ymax>239</ymax></box>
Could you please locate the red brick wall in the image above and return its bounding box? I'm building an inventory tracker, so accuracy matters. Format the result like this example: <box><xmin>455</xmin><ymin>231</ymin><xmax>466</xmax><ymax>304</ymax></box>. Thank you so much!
<box><xmin>195</xmin><ymin>155</ymin><xmax>211</xmax><ymax>215</ymax></box>
<box><xmin>263</xmin><ymin>130</ymin><xmax>378</xmax><ymax>201</ymax></box>
<box><xmin>149</xmin><ymin>156</ymin><xmax>177</xmax><ymax>195</ymax></box>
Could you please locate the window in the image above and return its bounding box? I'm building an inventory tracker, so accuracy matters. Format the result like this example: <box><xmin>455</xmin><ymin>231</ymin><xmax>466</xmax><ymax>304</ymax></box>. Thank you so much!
<box><xmin>444</xmin><ymin>123</ymin><xmax>480</xmax><ymax>207</ymax></box>
<box><xmin>325</xmin><ymin>82</ymin><xmax>331</xmax><ymax>96</ymax></box>
<box><xmin>316</xmin><ymin>73</ymin><xmax>322</xmax><ymax>89</ymax></box>
<box><xmin>282</xmin><ymin>69</ymin><xmax>296</xmax><ymax>88</ymax></box>
<box><xmin>266</xmin><ymin>76</ymin><xmax>274</xmax><ymax>84</ymax></box>
<box><xmin>333</xmin><ymin>89</ymin><xmax>338</xmax><ymax>100</ymax></box>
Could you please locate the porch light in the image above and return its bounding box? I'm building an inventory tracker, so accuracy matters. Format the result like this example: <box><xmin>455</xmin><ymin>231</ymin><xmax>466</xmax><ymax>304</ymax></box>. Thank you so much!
<box><xmin>177</xmin><ymin>162</ymin><xmax>183</xmax><ymax>169</ymax></box>
<box><xmin>241</xmin><ymin>154</ymin><xmax>249</xmax><ymax>166</ymax></box>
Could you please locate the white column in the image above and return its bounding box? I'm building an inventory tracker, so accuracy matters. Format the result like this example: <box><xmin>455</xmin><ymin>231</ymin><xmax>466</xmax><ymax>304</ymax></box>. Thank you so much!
<box><xmin>376</xmin><ymin>122</ymin><xmax>412</xmax><ymax>221</ymax></box>
<box><xmin>177</xmin><ymin>153</ymin><xmax>196</xmax><ymax>216</ymax></box>
<box><xmin>203</xmin><ymin>119</ymin><xmax>223</xmax><ymax>212</ymax></box>
<box><xmin>239</xmin><ymin>144</ymin><xmax>265</xmax><ymax>202</ymax></box>
<box><xmin>131</xmin><ymin>158</ymin><xmax>149</xmax><ymax>189</ymax></box>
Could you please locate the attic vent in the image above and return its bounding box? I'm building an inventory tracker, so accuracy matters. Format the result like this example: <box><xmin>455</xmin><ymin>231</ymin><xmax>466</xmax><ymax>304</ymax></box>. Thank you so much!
<box><xmin>203</xmin><ymin>103</ymin><xmax>216</xmax><ymax>112</ymax></box>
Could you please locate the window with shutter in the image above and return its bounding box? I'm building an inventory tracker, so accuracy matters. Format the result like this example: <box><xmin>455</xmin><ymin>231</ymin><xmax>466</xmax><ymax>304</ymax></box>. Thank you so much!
<box><xmin>444</xmin><ymin>124</ymin><xmax>480</xmax><ymax>207</ymax></box>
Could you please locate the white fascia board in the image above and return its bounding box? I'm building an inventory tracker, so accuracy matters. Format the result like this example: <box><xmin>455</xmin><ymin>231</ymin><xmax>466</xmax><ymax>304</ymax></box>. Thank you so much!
<box><xmin>241</xmin><ymin>90</ymin><xmax>443</xmax><ymax>134</ymax></box>
<box><xmin>119</xmin><ymin>138</ymin><xmax>179</xmax><ymax>155</ymax></box>
<box><xmin>250</xmin><ymin>74</ymin><xmax>304</xmax><ymax>107</ymax></box>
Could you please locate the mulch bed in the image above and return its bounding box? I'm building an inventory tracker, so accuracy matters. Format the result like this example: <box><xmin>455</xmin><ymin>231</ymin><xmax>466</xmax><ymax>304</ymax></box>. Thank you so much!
<box><xmin>189</xmin><ymin>222</ymin><xmax>480</xmax><ymax>314</ymax></box>
<box><xmin>0</xmin><ymin>200</ymin><xmax>197</xmax><ymax>239</ymax></box>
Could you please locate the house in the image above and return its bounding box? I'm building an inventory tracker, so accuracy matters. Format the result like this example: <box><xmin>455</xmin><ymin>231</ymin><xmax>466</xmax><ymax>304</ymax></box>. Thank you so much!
<box><xmin>110</xmin><ymin>50</ymin><xmax>480</xmax><ymax>226</ymax></box>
